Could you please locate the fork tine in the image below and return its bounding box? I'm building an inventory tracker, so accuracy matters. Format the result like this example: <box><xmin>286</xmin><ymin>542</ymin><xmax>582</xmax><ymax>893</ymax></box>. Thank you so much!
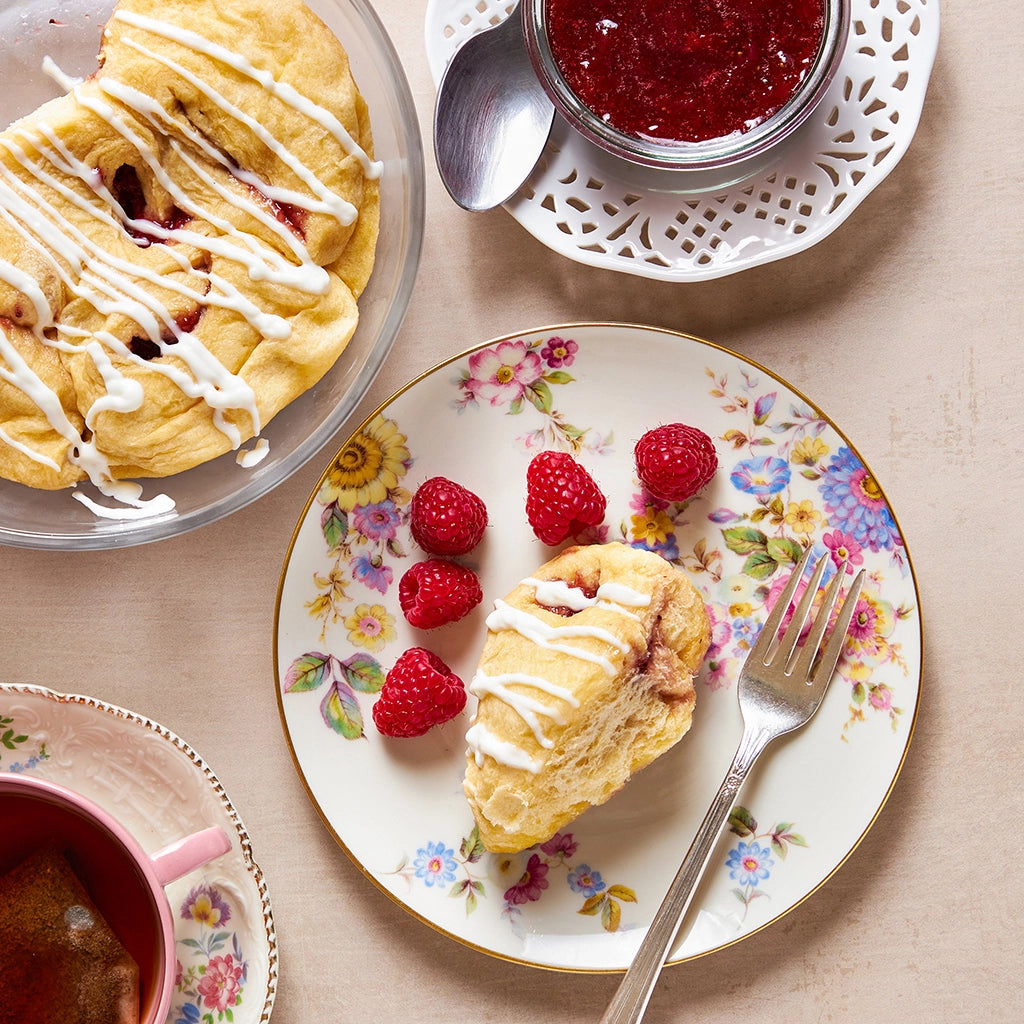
<box><xmin>807</xmin><ymin>567</ymin><xmax>866</xmax><ymax>686</ymax></box>
<box><xmin>775</xmin><ymin>553</ymin><xmax>829</xmax><ymax>670</ymax></box>
<box><xmin>751</xmin><ymin>545</ymin><xmax>815</xmax><ymax>661</ymax></box>
<box><xmin>790</xmin><ymin>559</ymin><xmax>850</xmax><ymax>681</ymax></box>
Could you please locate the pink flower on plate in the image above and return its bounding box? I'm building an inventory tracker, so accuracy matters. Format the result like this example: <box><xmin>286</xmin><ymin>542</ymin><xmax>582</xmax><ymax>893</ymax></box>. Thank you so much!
<box><xmin>704</xmin><ymin>654</ymin><xmax>735</xmax><ymax>691</ymax></box>
<box><xmin>197</xmin><ymin>954</ymin><xmax>243</xmax><ymax>1013</ymax></box>
<box><xmin>540</xmin><ymin>336</ymin><xmax>578</xmax><ymax>368</ymax></box>
<box><xmin>763</xmin><ymin>566</ymin><xmax>818</xmax><ymax>642</ymax></box>
<box><xmin>504</xmin><ymin>853</ymin><xmax>549</xmax><ymax>905</ymax></box>
<box><xmin>465</xmin><ymin>341</ymin><xmax>543</xmax><ymax>407</ymax></box>
<box><xmin>822</xmin><ymin>529</ymin><xmax>864</xmax><ymax>572</ymax></box>
<box><xmin>539</xmin><ymin>832</ymin><xmax>578</xmax><ymax>859</ymax></box>
<box><xmin>869</xmin><ymin>684</ymin><xmax>895</xmax><ymax>711</ymax></box>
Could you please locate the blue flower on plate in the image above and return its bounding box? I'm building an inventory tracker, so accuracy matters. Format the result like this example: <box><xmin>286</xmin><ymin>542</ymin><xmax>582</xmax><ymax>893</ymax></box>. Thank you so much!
<box><xmin>729</xmin><ymin>456</ymin><xmax>790</xmax><ymax>496</ymax></box>
<box><xmin>351</xmin><ymin>553</ymin><xmax>393</xmax><ymax>594</ymax></box>
<box><xmin>730</xmin><ymin>614</ymin><xmax>760</xmax><ymax>649</ymax></box>
<box><xmin>567</xmin><ymin>864</ymin><xmax>606</xmax><ymax>898</ymax></box>
<box><xmin>414</xmin><ymin>841</ymin><xmax>458</xmax><ymax>888</ymax></box>
<box><xmin>818</xmin><ymin>447</ymin><xmax>901</xmax><ymax>553</ymax></box>
<box><xmin>726</xmin><ymin>841</ymin><xmax>774</xmax><ymax>887</ymax></box>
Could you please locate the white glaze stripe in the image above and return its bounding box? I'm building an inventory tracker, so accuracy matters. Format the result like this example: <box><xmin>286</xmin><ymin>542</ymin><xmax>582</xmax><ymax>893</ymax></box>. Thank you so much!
<box><xmin>468</xmin><ymin>576</ymin><xmax>654</xmax><ymax>770</ymax></box>
<box><xmin>485</xmin><ymin>599</ymin><xmax>627</xmax><ymax>676</ymax></box>
<box><xmin>469</xmin><ymin>670</ymin><xmax>578</xmax><ymax>748</ymax></box>
<box><xmin>119</xmin><ymin>35</ymin><xmax>357</xmax><ymax>226</ymax></box>
<box><xmin>466</xmin><ymin>722</ymin><xmax>542</xmax><ymax>775</ymax></box>
<box><xmin>0</xmin><ymin>258</ymin><xmax>52</xmax><ymax>330</ymax></box>
<box><xmin>113</xmin><ymin>9</ymin><xmax>382</xmax><ymax>181</ymax></box>
<box><xmin>0</xmin><ymin>149</ymin><xmax>260</xmax><ymax>446</ymax></box>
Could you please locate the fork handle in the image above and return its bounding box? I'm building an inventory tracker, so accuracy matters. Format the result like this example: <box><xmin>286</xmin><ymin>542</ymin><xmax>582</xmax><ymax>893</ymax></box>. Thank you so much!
<box><xmin>599</xmin><ymin>725</ymin><xmax>773</xmax><ymax>1024</ymax></box>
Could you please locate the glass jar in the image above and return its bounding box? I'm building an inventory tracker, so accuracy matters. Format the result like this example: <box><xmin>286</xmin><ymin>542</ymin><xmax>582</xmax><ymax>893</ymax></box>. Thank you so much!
<box><xmin>521</xmin><ymin>0</ymin><xmax>851</xmax><ymax>172</ymax></box>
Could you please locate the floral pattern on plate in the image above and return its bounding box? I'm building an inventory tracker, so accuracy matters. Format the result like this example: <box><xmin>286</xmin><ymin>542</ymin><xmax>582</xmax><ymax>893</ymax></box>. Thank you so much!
<box><xmin>389</xmin><ymin>826</ymin><xmax>638</xmax><ymax>935</ymax></box>
<box><xmin>174</xmin><ymin>883</ymin><xmax>249</xmax><ymax>1024</ymax></box>
<box><xmin>276</xmin><ymin>323</ymin><xmax>922</xmax><ymax>971</ymax></box>
<box><xmin>382</xmin><ymin>803</ymin><xmax>807</xmax><ymax>942</ymax></box>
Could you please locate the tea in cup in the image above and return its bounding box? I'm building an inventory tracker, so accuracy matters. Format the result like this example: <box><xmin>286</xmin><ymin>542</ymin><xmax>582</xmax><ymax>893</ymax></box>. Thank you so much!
<box><xmin>0</xmin><ymin>772</ymin><xmax>232</xmax><ymax>1024</ymax></box>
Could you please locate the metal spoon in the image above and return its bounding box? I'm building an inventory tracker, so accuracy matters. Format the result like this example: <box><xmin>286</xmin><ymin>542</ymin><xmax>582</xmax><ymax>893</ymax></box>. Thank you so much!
<box><xmin>434</xmin><ymin>5</ymin><xmax>555</xmax><ymax>212</ymax></box>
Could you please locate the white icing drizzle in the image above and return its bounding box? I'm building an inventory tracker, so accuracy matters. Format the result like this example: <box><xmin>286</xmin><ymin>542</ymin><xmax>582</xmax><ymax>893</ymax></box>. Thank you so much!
<box><xmin>469</xmin><ymin>670</ymin><xmax>579</xmax><ymax>749</ymax></box>
<box><xmin>0</xmin><ymin>425</ymin><xmax>60</xmax><ymax>470</ymax></box>
<box><xmin>113</xmin><ymin>9</ymin><xmax>382</xmax><ymax>182</ymax></box>
<box><xmin>485</xmin><ymin>599</ymin><xmax>628</xmax><ymax>676</ymax></box>
<box><xmin>469</xmin><ymin>575</ymin><xmax>654</xmax><ymax>771</ymax></box>
<box><xmin>525</xmin><ymin>576</ymin><xmax>650</xmax><ymax>619</ymax></box>
<box><xmin>236</xmin><ymin>437</ymin><xmax>269</xmax><ymax>467</ymax></box>
<box><xmin>0</xmin><ymin>12</ymin><xmax>376</xmax><ymax>518</ymax></box>
<box><xmin>0</xmin><ymin>258</ymin><xmax>53</xmax><ymax>328</ymax></box>
<box><xmin>0</xmin><ymin>151</ymin><xmax>261</xmax><ymax>450</ymax></box>
<box><xmin>120</xmin><ymin>34</ymin><xmax>358</xmax><ymax>227</ymax></box>
<box><xmin>82</xmin><ymin>341</ymin><xmax>144</xmax><ymax>425</ymax></box>
<box><xmin>73</xmin><ymin>479</ymin><xmax>176</xmax><ymax>519</ymax></box>
<box><xmin>466</xmin><ymin>722</ymin><xmax>542</xmax><ymax>775</ymax></box>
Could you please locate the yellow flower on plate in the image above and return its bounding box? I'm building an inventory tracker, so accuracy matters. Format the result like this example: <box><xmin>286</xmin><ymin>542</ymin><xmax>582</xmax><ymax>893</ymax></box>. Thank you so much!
<box><xmin>784</xmin><ymin>499</ymin><xmax>822</xmax><ymax>534</ymax></box>
<box><xmin>344</xmin><ymin>603</ymin><xmax>396</xmax><ymax>652</ymax></box>
<box><xmin>629</xmin><ymin>506</ymin><xmax>674</xmax><ymax>546</ymax></box>
<box><xmin>791</xmin><ymin>436</ymin><xmax>829</xmax><ymax>466</ymax></box>
<box><xmin>319</xmin><ymin>414</ymin><xmax>410</xmax><ymax>510</ymax></box>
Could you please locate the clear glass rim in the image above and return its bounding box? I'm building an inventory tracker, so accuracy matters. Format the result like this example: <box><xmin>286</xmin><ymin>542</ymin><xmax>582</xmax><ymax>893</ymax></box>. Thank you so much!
<box><xmin>522</xmin><ymin>0</ymin><xmax>851</xmax><ymax>171</ymax></box>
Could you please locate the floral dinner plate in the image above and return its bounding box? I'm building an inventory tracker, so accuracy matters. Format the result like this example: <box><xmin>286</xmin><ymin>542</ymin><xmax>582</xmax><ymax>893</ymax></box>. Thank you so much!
<box><xmin>0</xmin><ymin>684</ymin><xmax>277</xmax><ymax>1021</ymax></box>
<box><xmin>274</xmin><ymin>323</ymin><xmax>921</xmax><ymax>970</ymax></box>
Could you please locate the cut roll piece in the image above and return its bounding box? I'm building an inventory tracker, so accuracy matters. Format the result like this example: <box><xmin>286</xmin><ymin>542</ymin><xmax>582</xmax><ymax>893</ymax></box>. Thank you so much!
<box><xmin>463</xmin><ymin>542</ymin><xmax>711</xmax><ymax>853</ymax></box>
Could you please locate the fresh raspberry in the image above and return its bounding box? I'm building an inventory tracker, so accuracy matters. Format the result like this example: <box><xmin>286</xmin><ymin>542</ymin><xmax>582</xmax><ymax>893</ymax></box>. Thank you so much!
<box><xmin>409</xmin><ymin>476</ymin><xmax>488</xmax><ymax>555</ymax></box>
<box><xmin>634</xmin><ymin>423</ymin><xmax>718</xmax><ymax>502</ymax></box>
<box><xmin>372</xmin><ymin>647</ymin><xmax>467</xmax><ymax>737</ymax></box>
<box><xmin>525</xmin><ymin>450</ymin><xmax>607</xmax><ymax>545</ymax></box>
<box><xmin>398</xmin><ymin>558</ymin><xmax>483</xmax><ymax>629</ymax></box>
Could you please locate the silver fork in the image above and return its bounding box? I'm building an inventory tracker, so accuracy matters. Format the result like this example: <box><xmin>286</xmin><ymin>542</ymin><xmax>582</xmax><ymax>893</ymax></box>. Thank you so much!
<box><xmin>600</xmin><ymin>547</ymin><xmax>866</xmax><ymax>1024</ymax></box>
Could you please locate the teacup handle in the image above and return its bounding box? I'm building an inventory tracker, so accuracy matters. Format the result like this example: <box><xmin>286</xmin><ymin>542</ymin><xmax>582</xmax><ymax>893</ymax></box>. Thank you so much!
<box><xmin>149</xmin><ymin>825</ymin><xmax>232</xmax><ymax>886</ymax></box>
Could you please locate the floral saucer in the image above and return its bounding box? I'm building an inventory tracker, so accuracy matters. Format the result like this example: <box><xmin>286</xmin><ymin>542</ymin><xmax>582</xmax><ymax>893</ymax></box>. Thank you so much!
<box><xmin>0</xmin><ymin>684</ymin><xmax>277</xmax><ymax>1022</ymax></box>
<box><xmin>275</xmin><ymin>323</ymin><xmax>921</xmax><ymax>970</ymax></box>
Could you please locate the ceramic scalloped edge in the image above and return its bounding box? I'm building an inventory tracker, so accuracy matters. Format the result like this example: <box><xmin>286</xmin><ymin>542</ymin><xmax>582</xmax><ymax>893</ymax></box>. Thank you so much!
<box><xmin>425</xmin><ymin>0</ymin><xmax>940</xmax><ymax>281</ymax></box>
<box><xmin>0</xmin><ymin>683</ymin><xmax>278</xmax><ymax>1024</ymax></box>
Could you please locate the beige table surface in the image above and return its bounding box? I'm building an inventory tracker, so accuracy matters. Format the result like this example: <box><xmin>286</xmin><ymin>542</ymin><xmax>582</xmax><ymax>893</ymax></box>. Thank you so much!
<box><xmin>2</xmin><ymin>0</ymin><xmax>1021</xmax><ymax>1021</ymax></box>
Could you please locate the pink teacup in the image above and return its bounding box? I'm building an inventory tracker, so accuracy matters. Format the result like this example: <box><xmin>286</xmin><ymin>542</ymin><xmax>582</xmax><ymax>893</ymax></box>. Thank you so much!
<box><xmin>0</xmin><ymin>772</ymin><xmax>232</xmax><ymax>1024</ymax></box>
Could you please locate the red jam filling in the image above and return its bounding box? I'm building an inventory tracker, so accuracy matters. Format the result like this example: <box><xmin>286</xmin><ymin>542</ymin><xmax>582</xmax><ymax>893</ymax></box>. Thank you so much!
<box><xmin>110</xmin><ymin>164</ymin><xmax>190</xmax><ymax>243</ymax></box>
<box><xmin>545</xmin><ymin>0</ymin><xmax>826</xmax><ymax>144</ymax></box>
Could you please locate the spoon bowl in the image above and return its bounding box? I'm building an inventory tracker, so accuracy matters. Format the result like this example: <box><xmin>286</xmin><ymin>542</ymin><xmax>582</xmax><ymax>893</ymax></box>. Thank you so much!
<box><xmin>434</xmin><ymin>6</ymin><xmax>555</xmax><ymax>212</ymax></box>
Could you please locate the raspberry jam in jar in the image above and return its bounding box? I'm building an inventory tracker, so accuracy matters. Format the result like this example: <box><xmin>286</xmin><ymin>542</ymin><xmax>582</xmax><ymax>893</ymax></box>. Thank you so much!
<box><xmin>546</xmin><ymin>0</ymin><xmax>825</xmax><ymax>143</ymax></box>
<box><xmin>523</xmin><ymin>0</ymin><xmax>848</xmax><ymax>171</ymax></box>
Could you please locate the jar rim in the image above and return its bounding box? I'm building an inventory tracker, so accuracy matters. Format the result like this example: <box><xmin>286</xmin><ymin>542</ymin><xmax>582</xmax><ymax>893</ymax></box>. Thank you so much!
<box><xmin>521</xmin><ymin>0</ymin><xmax>851</xmax><ymax>171</ymax></box>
